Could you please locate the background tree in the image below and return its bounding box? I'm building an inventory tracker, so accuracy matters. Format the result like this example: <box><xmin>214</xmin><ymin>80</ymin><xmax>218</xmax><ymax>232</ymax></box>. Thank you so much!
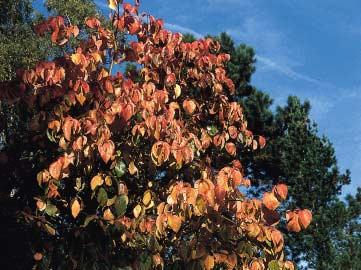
<box><xmin>0</xmin><ymin>0</ymin><xmax>47</xmax><ymax>81</ymax></box>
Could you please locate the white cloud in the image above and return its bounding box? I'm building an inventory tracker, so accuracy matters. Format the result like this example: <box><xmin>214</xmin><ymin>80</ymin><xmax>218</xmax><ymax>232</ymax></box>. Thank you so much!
<box><xmin>164</xmin><ymin>23</ymin><xmax>203</xmax><ymax>39</ymax></box>
<box><xmin>256</xmin><ymin>55</ymin><xmax>322</xmax><ymax>85</ymax></box>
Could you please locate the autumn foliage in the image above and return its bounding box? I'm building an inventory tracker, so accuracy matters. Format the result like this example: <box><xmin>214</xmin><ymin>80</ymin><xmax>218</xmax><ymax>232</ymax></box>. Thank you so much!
<box><xmin>0</xmin><ymin>1</ymin><xmax>312</xmax><ymax>269</ymax></box>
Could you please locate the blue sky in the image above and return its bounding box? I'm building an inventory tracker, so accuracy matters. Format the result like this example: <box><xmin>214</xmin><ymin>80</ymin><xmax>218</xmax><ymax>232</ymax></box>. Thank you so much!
<box><xmin>38</xmin><ymin>0</ymin><xmax>361</xmax><ymax>196</ymax></box>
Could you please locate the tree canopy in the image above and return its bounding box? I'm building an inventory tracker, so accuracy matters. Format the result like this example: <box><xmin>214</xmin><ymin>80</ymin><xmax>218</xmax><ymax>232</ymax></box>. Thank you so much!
<box><xmin>0</xmin><ymin>1</ymin><xmax>314</xmax><ymax>269</ymax></box>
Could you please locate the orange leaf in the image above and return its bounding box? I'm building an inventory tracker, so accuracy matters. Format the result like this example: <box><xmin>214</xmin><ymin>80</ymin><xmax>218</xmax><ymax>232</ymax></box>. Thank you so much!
<box><xmin>258</xmin><ymin>135</ymin><xmax>266</xmax><ymax>149</ymax></box>
<box><xmin>273</xmin><ymin>183</ymin><xmax>288</xmax><ymax>201</ymax></box>
<box><xmin>128</xmin><ymin>19</ymin><xmax>141</xmax><ymax>35</ymax></box>
<box><xmin>71</xmin><ymin>198</ymin><xmax>81</xmax><ymax>218</ymax></box>
<box><xmin>225</xmin><ymin>142</ymin><xmax>236</xmax><ymax>156</ymax></box>
<box><xmin>103</xmin><ymin>208</ymin><xmax>115</xmax><ymax>221</ymax></box>
<box><xmin>34</xmin><ymin>252</ymin><xmax>43</xmax><ymax>261</ymax></box>
<box><xmin>262</xmin><ymin>191</ymin><xmax>280</xmax><ymax>210</ymax></box>
<box><xmin>286</xmin><ymin>210</ymin><xmax>301</xmax><ymax>232</ymax></box>
<box><xmin>298</xmin><ymin>209</ymin><xmax>312</xmax><ymax>229</ymax></box>
<box><xmin>270</xmin><ymin>229</ymin><xmax>284</xmax><ymax>253</ymax></box>
<box><xmin>98</xmin><ymin>140</ymin><xmax>115</xmax><ymax>164</ymax></box>
<box><xmin>182</xmin><ymin>99</ymin><xmax>197</xmax><ymax>115</ymax></box>
<box><xmin>151</xmin><ymin>141</ymin><xmax>170</xmax><ymax>166</ymax></box>
<box><xmin>49</xmin><ymin>159</ymin><xmax>63</xmax><ymax>180</ymax></box>
<box><xmin>203</xmin><ymin>255</ymin><xmax>215</xmax><ymax>270</ymax></box>
<box><xmin>168</xmin><ymin>214</ymin><xmax>181</xmax><ymax>233</ymax></box>
<box><xmin>85</xmin><ymin>17</ymin><xmax>100</xmax><ymax>28</ymax></box>
<box><xmin>250</xmin><ymin>261</ymin><xmax>264</xmax><ymax>270</ymax></box>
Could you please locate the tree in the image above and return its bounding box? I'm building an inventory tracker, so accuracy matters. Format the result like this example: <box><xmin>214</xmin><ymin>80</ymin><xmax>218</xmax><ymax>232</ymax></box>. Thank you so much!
<box><xmin>45</xmin><ymin>0</ymin><xmax>98</xmax><ymax>26</ymax></box>
<box><xmin>0</xmin><ymin>2</ymin><xmax>311</xmax><ymax>269</ymax></box>
<box><xmin>0</xmin><ymin>0</ymin><xmax>47</xmax><ymax>81</ymax></box>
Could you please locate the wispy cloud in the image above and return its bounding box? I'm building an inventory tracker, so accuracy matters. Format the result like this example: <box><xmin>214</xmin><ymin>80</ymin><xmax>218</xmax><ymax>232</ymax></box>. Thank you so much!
<box><xmin>256</xmin><ymin>55</ymin><xmax>322</xmax><ymax>85</ymax></box>
<box><xmin>164</xmin><ymin>23</ymin><xmax>203</xmax><ymax>39</ymax></box>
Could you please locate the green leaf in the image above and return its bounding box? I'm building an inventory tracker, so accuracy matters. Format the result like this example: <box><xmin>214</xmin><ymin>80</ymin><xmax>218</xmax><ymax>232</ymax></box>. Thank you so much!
<box><xmin>82</xmin><ymin>215</ymin><xmax>97</xmax><ymax>227</ymax></box>
<box><xmin>114</xmin><ymin>160</ymin><xmax>126</xmax><ymax>177</ymax></box>
<box><xmin>207</xmin><ymin>125</ymin><xmax>218</xmax><ymax>136</ymax></box>
<box><xmin>97</xmin><ymin>187</ymin><xmax>108</xmax><ymax>207</ymax></box>
<box><xmin>45</xmin><ymin>204</ymin><xmax>58</xmax><ymax>217</ymax></box>
<box><xmin>268</xmin><ymin>260</ymin><xmax>280</xmax><ymax>270</ymax></box>
<box><xmin>139</xmin><ymin>252</ymin><xmax>152</xmax><ymax>270</ymax></box>
<box><xmin>114</xmin><ymin>195</ymin><xmax>128</xmax><ymax>217</ymax></box>
<box><xmin>46</xmin><ymin>129</ymin><xmax>56</xmax><ymax>143</ymax></box>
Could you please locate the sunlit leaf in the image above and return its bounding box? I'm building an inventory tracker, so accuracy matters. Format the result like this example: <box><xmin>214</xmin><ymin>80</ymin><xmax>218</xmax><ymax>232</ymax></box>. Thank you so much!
<box><xmin>263</xmin><ymin>191</ymin><xmax>280</xmax><ymax>210</ymax></box>
<box><xmin>108</xmin><ymin>0</ymin><xmax>117</xmax><ymax>10</ymax></box>
<box><xmin>128</xmin><ymin>161</ymin><xmax>138</xmax><ymax>175</ymax></box>
<box><xmin>71</xmin><ymin>198</ymin><xmax>81</xmax><ymax>218</ymax></box>
<box><xmin>133</xmin><ymin>204</ymin><xmax>142</xmax><ymax>218</ymax></box>
<box><xmin>168</xmin><ymin>214</ymin><xmax>181</xmax><ymax>233</ymax></box>
<box><xmin>142</xmin><ymin>190</ymin><xmax>152</xmax><ymax>206</ymax></box>
<box><xmin>90</xmin><ymin>174</ymin><xmax>103</xmax><ymax>190</ymax></box>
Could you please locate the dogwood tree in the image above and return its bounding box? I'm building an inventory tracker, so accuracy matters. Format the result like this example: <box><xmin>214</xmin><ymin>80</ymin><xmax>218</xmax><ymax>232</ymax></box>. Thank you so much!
<box><xmin>0</xmin><ymin>1</ymin><xmax>311</xmax><ymax>269</ymax></box>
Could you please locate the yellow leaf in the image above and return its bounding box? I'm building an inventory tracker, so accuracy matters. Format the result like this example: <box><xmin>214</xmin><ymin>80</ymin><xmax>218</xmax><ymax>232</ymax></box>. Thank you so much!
<box><xmin>71</xmin><ymin>198</ymin><xmax>81</xmax><ymax>218</ymax></box>
<box><xmin>128</xmin><ymin>161</ymin><xmax>138</xmax><ymax>175</ymax></box>
<box><xmin>108</xmin><ymin>0</ymin><xmax>117</xmax><ymax>10</ymax></box>
<box><xmin>133</xmin><ymin>204</ymin><xmax>142</xmax><ymax>218</ymax></box>
<box><xmin>168</xmin><ymin>214</ymin><xmax>182</xmax><ymax>233</ymax></box>
<box><xmin>90</xmin><ymin>174</ymin><xmax>103</xmax><ymax>190</ymax></box>
<box><xmin>174</xmin><ymin>84</ymin><xmax>181</xmax><ymax>98</ymax></box>
<box><xmin>105</xmin><ymin>175</ymin><xmax>112</xmax><ymax>186</ymax></box>
<box><xmin>145</xmin><ymin>200</ymin><xmax>155</xmax><ymax>210</ymax></box>
<box><xmin>76</xmin><ymin>92</ymin><xmax>86</xmax><ymax>106</ymax></box>
<box><xmin>71</xmin><ymin>52</ymin><xmax>83</xmax><ymax>65</ymax></box>
<box><xmin>121</xmin><ymin>233</ymin><xmax>127</xmax><ymax>242</ymax></box>
<box><xmin>92</xmin><ymin>52</ymin><xmax>102</xmax><ymax>63</ymax></box>
<box><xmin>142</xmin><ymin>190</ymin><xmax>152</xmax><ymax>206</ymax></box>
